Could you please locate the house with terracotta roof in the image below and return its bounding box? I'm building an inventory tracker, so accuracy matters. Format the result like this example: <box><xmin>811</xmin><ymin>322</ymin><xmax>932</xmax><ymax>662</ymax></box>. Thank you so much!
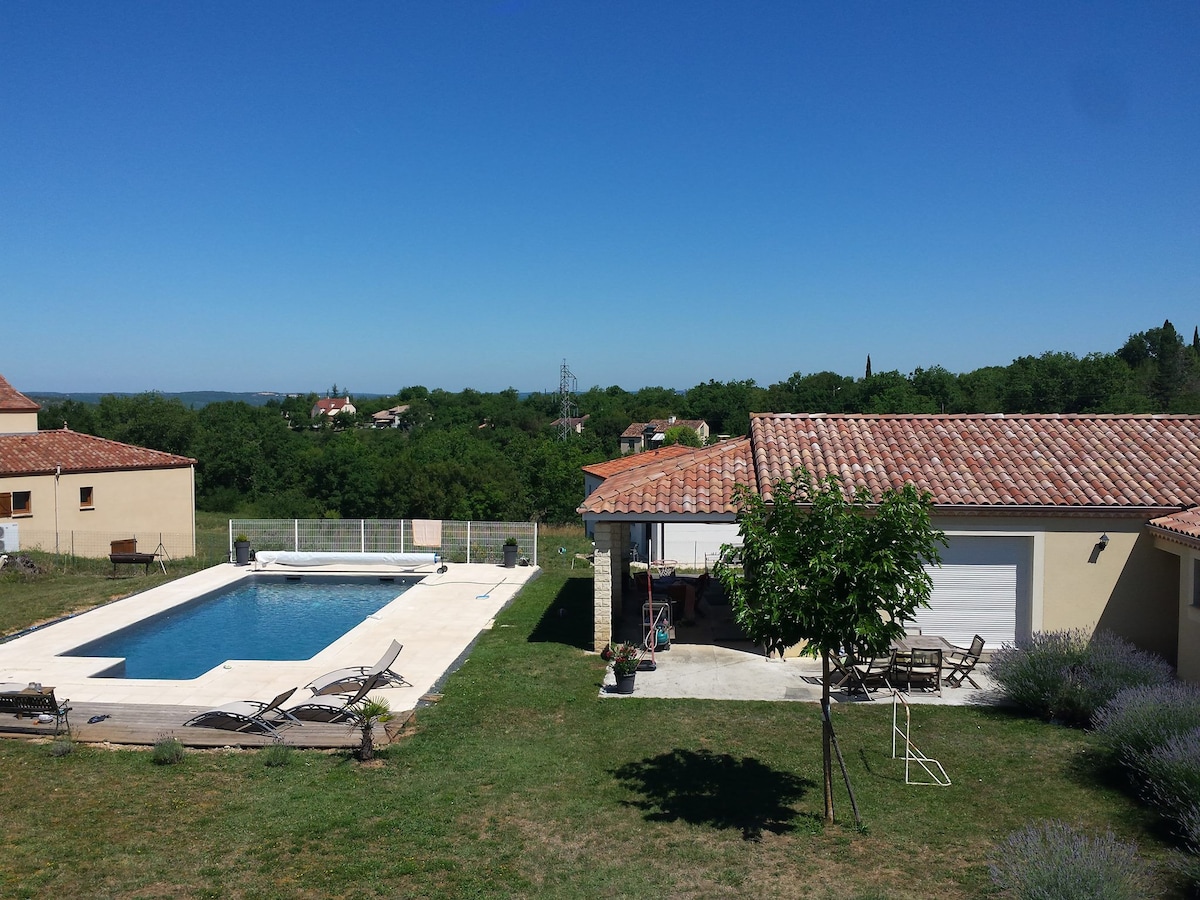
<box><xmin>0</xmin><ymin>376</ymin><xmax>196</xmax><ymax>559</ymax></box>
<box><xmin>619</xmin><ymin>417</ymin><xmax>709</xmax><ymax>454</ymax></box>
<box><xmin>311</xmin><ymin>396</ymin><xmax>356</xmax><ymax>419</ymax></box>
<box><xmin>581</xmin><ymin>412</ymin><xmax>1200</xmax><ymax>681</ymax></box>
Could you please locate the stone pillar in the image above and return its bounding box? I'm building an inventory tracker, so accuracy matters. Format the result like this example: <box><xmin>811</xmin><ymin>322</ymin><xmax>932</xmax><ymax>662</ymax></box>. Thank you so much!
<box><xmin>592</xmin><ymin>521</ymin><xmax>630</xmax><ymax>651</ymax></box>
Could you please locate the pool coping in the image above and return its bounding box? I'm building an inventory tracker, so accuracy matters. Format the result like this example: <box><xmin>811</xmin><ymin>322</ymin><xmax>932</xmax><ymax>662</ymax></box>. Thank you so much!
<box><xmin>0</xmin><ymin>562</ymin><xmax>540</xmax><ymax>714</ymax></box>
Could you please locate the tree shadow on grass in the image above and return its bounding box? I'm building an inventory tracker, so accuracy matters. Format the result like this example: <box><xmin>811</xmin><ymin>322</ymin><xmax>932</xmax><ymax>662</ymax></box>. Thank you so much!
<box><xmin>613</xmin><ymin>748</ymin><xmax>816</xmax><ymax>841</ymax></box>
<box><xmin>527</xmin><ymin>575</ymin><xmax>593</xmax><ymax>650</ymax></box>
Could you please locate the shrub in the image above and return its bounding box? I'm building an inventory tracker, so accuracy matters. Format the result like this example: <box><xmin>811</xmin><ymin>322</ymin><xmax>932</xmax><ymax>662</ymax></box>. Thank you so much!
<box><xmin>988</xmin><ymin>820</ymin><xmax>1147</xmax><ymax>900</ymax></box>
<box><xmin>151</xmin><ymin>736</ymin><xmax>186</xmax><ymax>765</ymax></box>
<box><xmin>1054</xmin><ymin>631</ymin><xmax>1174</xmax><ymax>726</ymax></box>
<box><xmin>988</xmin><ymin>629</ymin><xmax>1090</xmax><ymax>720</ymax></box>
<box><xmin>1139</xmin><ymin>727</ymin><xmax>1200</xmax><ymax>833</ymax></box>
<box><xmin>1092</xmin><ymin>682</ymin><xmax>1200</xmax><ymax>776</ymax></box>
<box><xmin>48</xmin><ymin>738</ymin><xmax>74</xmax><ymax>758</ymax></box>
<box><xmin>988</xmin><ymin>629</ymin><xmax>1173</xmax><ymax>726</ymax></box>
<box><xmin>262</xmin><ymin>741</ymin><xmax>293</xmax><ymax>768</ymax></box>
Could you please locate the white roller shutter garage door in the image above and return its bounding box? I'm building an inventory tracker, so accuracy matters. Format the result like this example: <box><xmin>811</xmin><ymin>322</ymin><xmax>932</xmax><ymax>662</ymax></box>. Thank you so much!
<box><xmin>915</xmin><ymin>536</ymin><xmax>1032</xmax><ymax>648</ymax></box>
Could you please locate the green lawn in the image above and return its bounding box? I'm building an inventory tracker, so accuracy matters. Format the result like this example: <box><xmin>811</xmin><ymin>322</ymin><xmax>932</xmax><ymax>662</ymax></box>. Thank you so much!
<box><xmin>0</xmin><ymin>535</ymin><xmax>1187</xmax><ymax>898</ymax></box>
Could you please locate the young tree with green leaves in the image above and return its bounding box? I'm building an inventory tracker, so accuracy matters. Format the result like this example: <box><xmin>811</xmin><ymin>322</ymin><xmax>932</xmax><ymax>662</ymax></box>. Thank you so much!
<box><xmin>714</xmin><ymin>470</ymin><xmax>945</xmax><ymax>825</ymax></box>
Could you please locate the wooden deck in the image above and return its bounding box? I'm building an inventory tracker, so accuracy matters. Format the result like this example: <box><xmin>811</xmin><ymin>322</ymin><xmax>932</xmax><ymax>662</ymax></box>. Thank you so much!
<box><xmin>0</xmin><ymin>699</ymin><xmax>417</xmax><ymax>749</ymax></box>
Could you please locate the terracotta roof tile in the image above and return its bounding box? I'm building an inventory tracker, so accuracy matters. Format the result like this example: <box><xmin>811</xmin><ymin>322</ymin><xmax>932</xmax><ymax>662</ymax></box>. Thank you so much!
<box><xmin>620</xmin><ymin>419</ymin><xmax>707</xmax><ymax>439</ymax></box>
<box><xmin>582</xmin><ymin>413</ymin><xmax>1200</xmax><ymax>519</ymax></box>
<box><xmin>579</xmin><ymin>438</ymin><xmax>753</xmax><ymax>516</ymax></box>
<box><xmin>751</xmin><ymin>413</ymin><xmax>1200</xmax><ymax>509</ymax></box>
<box><xmin>0</xmin><ymin>376</ymin><xmax>40</xmax><ymax>413</ymax></box>
<box><xmin>582</xmin><ymin>444</ymin><xmax>696</xmax><ymax>479</ymax></box>
<box><xmin>0</xmin><ymin>430</ymin><xmax>195</xmax><ymax>476</ymax></box>
<box><xmin>1149</xmin><ymin>508</ymin><xmax>1200</xmax><ymax>544</ymax></box>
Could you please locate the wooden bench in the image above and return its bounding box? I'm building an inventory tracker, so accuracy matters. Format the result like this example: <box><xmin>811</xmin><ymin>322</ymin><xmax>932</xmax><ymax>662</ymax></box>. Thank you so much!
<box><xmin>0</xmin><ymin>689</ymin><xmax>71</xmax><ymax>735</ymax></box>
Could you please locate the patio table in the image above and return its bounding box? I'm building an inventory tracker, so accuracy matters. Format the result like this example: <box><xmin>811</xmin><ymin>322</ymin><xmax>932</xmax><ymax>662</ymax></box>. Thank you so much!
<box><xmin>893</xmin><ymin>635</ymin><xmax>956</xmax><ymax>654</ymax></box>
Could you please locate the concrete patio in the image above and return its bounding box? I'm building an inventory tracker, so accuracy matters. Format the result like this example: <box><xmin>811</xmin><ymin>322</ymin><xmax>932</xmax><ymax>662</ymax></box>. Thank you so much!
<box><xmin>600</xmin><ymin>578</ymin><xmax>998</xmax><ymax>705</ymax></box>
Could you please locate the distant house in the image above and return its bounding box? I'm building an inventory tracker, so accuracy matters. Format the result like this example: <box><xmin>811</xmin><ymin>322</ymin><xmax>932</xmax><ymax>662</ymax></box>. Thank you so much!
<box><xmin>312</xmin><ymin>396</ymin><xmax>356</xmax><ymax>419</ymax></box>
<box><xmin>619</xmin><ymin>417</ymin><xmax>709</xmax><ymax>454</ymax></box>
<box><xmin>0</xmin><ymin>375</ymin><xmax>196</xmax><ymax>559</ymax></box>
<box><xmin>551</xmin><ymin>414</ymin><xmax>589</xmax><ymax>434</ymax></box>
<box><xmin>582</xmin><ymin>411</ymin><xmax>1200</xmax><ymax>679</ymax></box>
<box><xmin>371</xmin><ymin>405</ymin><xmax>411</xmax><ymax>429</ymax></box>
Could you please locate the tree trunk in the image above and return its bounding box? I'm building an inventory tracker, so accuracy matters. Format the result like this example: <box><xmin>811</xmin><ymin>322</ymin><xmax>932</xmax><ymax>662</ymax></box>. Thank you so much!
<box><xmin>822</xmin><ymin>650</ymin><xmax>834</xmax><ymax>824</ymax></box>
<box><xmin>359</xmin><ymin>723</ymin><xmax>374</xmax><ymax>761</ymax></box>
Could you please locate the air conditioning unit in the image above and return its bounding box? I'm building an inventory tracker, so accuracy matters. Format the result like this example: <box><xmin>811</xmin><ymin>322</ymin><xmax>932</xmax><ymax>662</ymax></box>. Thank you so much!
<box><xmin>0</xmin><ymin>523</ymin><xmax>19</xmax><ymax>553</ymax></box>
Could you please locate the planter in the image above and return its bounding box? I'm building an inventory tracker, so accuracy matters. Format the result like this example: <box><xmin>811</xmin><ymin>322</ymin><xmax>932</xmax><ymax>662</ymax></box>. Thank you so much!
<box><xmin>612</xmin><ymin>672</ymin><xmax>636</xmax><ymax>694</ymax></box>
<box><xmin>503</xmin><ymin>544</ymin><xmax>518</xmax><ymax>568</ymax></box>
<box><xmin>234</xmin><ymin>541</ymin><xmax>251</xmax><ymax>566</ymax></box>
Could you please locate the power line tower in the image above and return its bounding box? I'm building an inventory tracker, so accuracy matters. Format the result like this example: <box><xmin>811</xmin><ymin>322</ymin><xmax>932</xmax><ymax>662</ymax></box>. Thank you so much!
<box><xmin>558</xmin><ymin>359</ymin><xmax>578</xmax><ymax>441</ymax></box>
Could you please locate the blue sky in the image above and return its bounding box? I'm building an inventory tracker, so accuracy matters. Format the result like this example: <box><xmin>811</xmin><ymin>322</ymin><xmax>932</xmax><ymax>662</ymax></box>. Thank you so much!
<box><xmin>2</xmin><ymin>2</ymin><xmax>1197</xmax><ymax>395</ymax></box>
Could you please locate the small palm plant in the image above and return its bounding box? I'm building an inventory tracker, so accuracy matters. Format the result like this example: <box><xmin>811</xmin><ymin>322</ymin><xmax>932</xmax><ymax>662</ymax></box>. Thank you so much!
<box><xmin>347</xmin><ymin>696</ymin><xmax>393</xmax><ymax>761</ymax></box>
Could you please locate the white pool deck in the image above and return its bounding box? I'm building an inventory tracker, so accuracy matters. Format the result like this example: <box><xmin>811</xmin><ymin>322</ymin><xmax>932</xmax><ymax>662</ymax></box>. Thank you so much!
<box><xmin>0</xmin><ymin>562</ymin><xmax>540</xmax><ymax>711</ymax></box>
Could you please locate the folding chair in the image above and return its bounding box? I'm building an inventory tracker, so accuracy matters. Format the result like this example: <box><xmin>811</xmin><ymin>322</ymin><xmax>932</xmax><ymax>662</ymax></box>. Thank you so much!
<box><xmin>943</xmin><ymin>635</ymin><xmax>985</xmax><ymax>688</ymax></box>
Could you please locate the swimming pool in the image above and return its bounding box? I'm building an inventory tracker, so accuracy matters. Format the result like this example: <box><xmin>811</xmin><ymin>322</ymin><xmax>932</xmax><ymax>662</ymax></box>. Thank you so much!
<box><xmin>62</xmin><ymin>574</ymin><xmax>418</xmax><ymax>680</ymax></box>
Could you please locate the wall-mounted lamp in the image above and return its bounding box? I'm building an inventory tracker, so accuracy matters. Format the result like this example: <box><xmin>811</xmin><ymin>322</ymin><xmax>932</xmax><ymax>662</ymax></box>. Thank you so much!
<box><xmin>1097</xmin><ymin>533</ymin><xmax>1110</xmax><ymax>551</ymax></box>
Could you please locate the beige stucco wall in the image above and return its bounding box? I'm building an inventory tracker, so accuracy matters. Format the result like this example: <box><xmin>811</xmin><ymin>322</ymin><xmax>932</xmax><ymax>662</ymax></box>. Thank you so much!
<box><xmin>0</xmin><ymin>466</ymin><xmax>195</xmax><ymax>558</ymax></box>
<box><xmin>936</xmin><ymin>514</ymin><xmax>1178</xmax><ymax>662</ymax></box>
<box><xmin>0</xmin><ymin>410</ymin><xmax>38</xmax><ymax>434</ymax></box>
<box><xmin>1155</xmin><ymin>537</ymin><xmax>1200</xmax><ymax>683</ymax></box>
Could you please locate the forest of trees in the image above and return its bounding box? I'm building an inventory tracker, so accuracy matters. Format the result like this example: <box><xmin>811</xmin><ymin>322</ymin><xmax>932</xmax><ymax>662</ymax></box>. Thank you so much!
<box><xmin>36</xmin><ymin>319</ymin><xmax>1200</xmax><ymax>524</ymax></box>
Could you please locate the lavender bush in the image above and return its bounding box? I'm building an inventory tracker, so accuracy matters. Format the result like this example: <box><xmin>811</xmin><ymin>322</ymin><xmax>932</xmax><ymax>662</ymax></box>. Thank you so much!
<box><xmin>1139</xmin><ymin>728</ymin><xmax>1200</xmax><ymax>835</ymax></box>
<box><xmin>988</xmin><ymin>629</ymin><xmax>1172</xmax><ymax>726</ymax></box>
<box><xmin>1054</xmin><ymin>630</ymin><xmax>1174</xmax><ymax>727</ymax></box>
<box><xmin>1092</xmin><ymin>682</ymin><xmax>1200</xmax><ymax>774</ymax></box>
<box><xmin>988</xmin><ymin>820</ymin><xmax>1147</xmax><ymax>900</ymax></box>
<box><xmin>987</xmin><ymin>629</ymin><xmax>1089</xmax><ymax>720</ymax></box>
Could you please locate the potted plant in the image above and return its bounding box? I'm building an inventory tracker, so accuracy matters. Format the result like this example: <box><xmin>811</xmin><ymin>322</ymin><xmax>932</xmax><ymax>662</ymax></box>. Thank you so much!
<box><xmin>233</xmin><ymin>533</ymin><xmax>251</xmax><ymax>567</ymax></box>
<box><xmin>502</xmin><ymin>537</ymin><xmax>519</xmax><ymax>568</ymax></box>
<box><xmin>607</xmin><ymin>641</ymin><xmax>640</xmax><ymax>694</ymax></box>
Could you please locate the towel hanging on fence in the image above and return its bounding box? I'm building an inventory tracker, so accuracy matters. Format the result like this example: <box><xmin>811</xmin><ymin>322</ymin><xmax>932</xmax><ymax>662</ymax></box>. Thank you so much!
<box><xmin>412</xmin><ymin>519</ymin><xmax>442</xmax><ymax>547</ymax></box>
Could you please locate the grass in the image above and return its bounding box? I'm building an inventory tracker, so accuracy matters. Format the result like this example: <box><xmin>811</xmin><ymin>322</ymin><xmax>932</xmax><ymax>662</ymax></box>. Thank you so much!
<box><xmin>0</xmin><ymin>529</ymin><xmax>1188</xmax><ymax>897</ymax></box>
<box><xmin>0</xmin><ymin>511</ymin><xmax>229</xmax><ymax>637</ymax></box>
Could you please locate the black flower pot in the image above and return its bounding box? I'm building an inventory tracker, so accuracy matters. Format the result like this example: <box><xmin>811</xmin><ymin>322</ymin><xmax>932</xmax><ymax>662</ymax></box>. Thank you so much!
<box><xmin>613</xmin><ymin>672</ymin><xmax>636</xmax><ymax>694</ymax></box>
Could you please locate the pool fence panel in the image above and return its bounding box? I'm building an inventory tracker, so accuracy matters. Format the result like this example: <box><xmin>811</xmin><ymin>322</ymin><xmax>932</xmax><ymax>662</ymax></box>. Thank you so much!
<box><xmin>229</xmin><ymin>519</ymin><xmax>539</xmax><ymax>567</ymax></box>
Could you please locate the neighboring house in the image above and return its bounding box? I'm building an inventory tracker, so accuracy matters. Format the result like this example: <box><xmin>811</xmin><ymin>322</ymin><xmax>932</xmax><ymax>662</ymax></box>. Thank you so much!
<box><xmin>0</xmin><ymin>375</ymin><xmax>196</xmax><ymax>559</ymax></box>
<box><xmin>619</xmin><ymin>417</ymin><xmax>709</xmax><ymax>454</ymax></box>
<box><xmin>312</xmin><ymin>396</ymin><xmax>356</xmax><ymax>419</ymax></box>
<box><xmin>581</xmin><ymin>412</ymin><xmax>1200</xmax><ymax>680</ymax></box>
<box><xmin>551</xmin><ymin>414</ymin><xmax>590</xmax><ymax>434</ymax></box>
<box><xmin>371</xmin><ymin>404</ymin><xmax>411</xmax><ymax>429</ymax></box>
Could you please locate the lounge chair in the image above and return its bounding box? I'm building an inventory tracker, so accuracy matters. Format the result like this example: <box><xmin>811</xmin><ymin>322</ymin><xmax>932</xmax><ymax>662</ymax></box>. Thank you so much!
<box><xmin>183</xmin><ymin>687</ymin><xmax>300</xmax><ymax>737</ymax></box>
<box><xmin>305</xmin><ymin>640</ymin><xmax>409</xmax><ymax>696</ymax></box>
<box><xmin>285</xmin><ymin>677</ymin><xmax>381</xmax><ymax>723</ymax></box>
<box><xmin>944</xmin><ymin>635</ymin><xmax>985</xmax><ymax>688</ymax></box>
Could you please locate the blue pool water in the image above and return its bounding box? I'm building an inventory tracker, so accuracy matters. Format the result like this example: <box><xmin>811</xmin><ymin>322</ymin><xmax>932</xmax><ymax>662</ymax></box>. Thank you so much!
<box><xmin>64</xmin><ymin>574</ymin><xmax>417</xmax><ymax>680</ymax></box>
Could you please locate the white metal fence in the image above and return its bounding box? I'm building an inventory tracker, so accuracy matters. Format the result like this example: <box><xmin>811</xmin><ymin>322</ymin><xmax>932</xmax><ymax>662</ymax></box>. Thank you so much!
<box><xmin>229</xmin><ymin>519</ymin><xmax>539</xmax><ymax>566</ymax></box>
